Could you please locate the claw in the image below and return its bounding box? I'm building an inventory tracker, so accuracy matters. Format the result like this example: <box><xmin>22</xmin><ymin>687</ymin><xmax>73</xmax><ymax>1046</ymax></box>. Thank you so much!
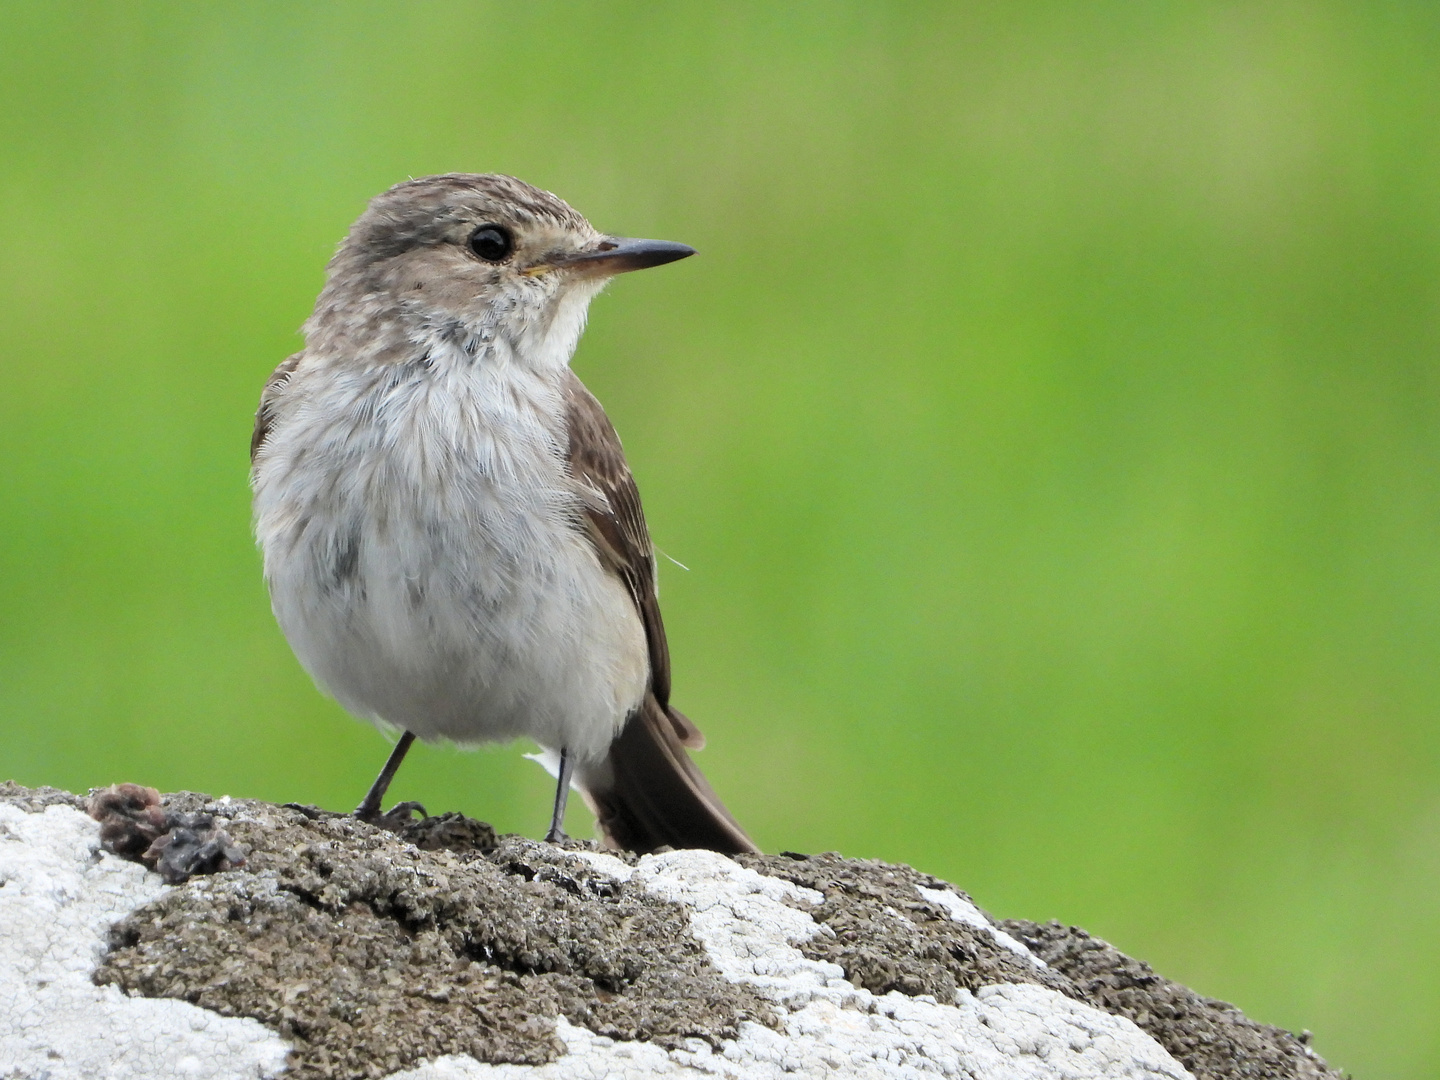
<box><xmin>355</xmin><ymin>800</ymin><xmax>428</xmax><ymax>828</ymax></box>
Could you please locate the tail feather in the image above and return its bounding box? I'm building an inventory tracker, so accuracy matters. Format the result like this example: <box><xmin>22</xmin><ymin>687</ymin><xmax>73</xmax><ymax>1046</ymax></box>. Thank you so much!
<box><xmin>576</xmin><ymin>695</ymin><xmax>759</xmax><ymax>854</ymax></box>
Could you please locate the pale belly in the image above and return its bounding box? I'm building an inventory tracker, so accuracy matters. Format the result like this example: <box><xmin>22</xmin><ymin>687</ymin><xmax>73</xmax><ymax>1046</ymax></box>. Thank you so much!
<box><xmin>252</xmin><ymin>366</ymin><xmax>649</xmax><ymax>763</ymax></box>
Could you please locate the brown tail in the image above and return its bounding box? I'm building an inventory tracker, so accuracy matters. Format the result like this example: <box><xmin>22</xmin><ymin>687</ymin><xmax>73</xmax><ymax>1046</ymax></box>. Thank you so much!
<box><xmin>576</xmin><ymin>695</ymin><xmax>759</xmax><ymax>854</ymax></box>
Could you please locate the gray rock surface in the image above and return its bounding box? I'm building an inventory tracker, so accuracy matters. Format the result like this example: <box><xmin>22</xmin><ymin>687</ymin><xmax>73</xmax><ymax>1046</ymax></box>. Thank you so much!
<box><xmin>0</xmin><ymin>782</ymin><xmax>1342</xmax><ymax>1080</ymax></box>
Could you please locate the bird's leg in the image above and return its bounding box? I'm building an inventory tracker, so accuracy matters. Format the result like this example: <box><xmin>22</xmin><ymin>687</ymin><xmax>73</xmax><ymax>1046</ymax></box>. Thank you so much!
<box><xmin>545</xmin><ymin>747</ymin><xmax>575</xmax><ymax>843</ymax></box>
<box><xmin>354</xmin><ymin>730</ymin><xmax>425</xmax><ymax>823</ymax></box>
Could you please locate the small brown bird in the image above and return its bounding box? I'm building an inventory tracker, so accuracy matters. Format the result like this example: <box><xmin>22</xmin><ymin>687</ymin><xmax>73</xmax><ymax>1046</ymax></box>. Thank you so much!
<box><xmin>250</xmin><ymin>174</ymin><xmax>756</xmax><ymax>854</ymax></box>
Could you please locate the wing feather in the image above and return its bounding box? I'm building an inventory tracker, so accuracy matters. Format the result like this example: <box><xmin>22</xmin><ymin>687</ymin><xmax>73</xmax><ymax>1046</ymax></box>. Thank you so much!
<box><xmin>562</xmin><ymin>370</ymin><xmax>691</xmax><ymax>729</ymax></box>
<box><xmin>251</xmin><ymin>352</ymin><xmax>303</xmax><ymax>465</ymax></box>
<box><xmin>561</xmin><ymin>375</ymin><xmax>755</xmax><ymax>851</ymax></box>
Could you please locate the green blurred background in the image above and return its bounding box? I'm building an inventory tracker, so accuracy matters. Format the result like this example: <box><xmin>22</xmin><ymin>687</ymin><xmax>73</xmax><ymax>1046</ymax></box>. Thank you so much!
<box><xmin>2</xmin><ymin>2</ymin><xmax>1437</xmax><ymax>1074</ymax></box>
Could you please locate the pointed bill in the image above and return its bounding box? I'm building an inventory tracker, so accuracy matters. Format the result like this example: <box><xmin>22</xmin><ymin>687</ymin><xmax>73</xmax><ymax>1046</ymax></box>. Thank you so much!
<box><xmin>549</xmin><ymin>237</ymin><xmax>696</xmax><ymax>277</ymax></box>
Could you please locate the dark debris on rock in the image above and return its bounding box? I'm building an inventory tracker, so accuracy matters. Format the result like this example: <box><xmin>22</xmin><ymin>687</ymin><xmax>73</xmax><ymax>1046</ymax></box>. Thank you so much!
<box><xmin>86</xmin><ymin>783</ymin><xmax>246</xmax><ymax>884</ymax></box>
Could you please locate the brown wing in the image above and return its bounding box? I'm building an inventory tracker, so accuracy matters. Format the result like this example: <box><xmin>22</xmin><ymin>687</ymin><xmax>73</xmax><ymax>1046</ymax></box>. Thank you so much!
<box><xmin>562</xmin><ymin>369</ymin><xmax>702</xmax><ymax>743</ymax></box>
<box><xmin>250</xmin><ymin>352</ymin><xmax>303</xmax><ymax>465</ymax></box>
<box><xmin>563</xmin><ymin>368</ymin><xmax>756</xmax><ymax>854</ymax></box>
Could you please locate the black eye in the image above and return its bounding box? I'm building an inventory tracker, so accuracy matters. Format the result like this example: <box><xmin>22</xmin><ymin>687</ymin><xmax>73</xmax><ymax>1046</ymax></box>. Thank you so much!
<box><xmin>468</xmin><ymin>224</ymin><xmax>513</xmax><ymax>262</ymax></box>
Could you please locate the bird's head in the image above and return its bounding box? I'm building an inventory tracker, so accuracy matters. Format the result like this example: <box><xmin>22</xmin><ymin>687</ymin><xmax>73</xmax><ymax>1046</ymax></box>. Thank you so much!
<box><xmin>307</xmin><ymin>173</ymin><xmax>694</xmax><ymax>370</ymax></box>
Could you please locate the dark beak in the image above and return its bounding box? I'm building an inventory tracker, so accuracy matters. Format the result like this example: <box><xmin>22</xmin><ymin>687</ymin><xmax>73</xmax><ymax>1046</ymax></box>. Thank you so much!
<box><xmin>555</xmin><ymin>237</ymin><xmax>696</xmax><ymax>276</ymax></box>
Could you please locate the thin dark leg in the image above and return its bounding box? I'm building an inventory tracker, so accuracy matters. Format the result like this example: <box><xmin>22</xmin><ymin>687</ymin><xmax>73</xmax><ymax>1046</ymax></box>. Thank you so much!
<box><xmin>545</xmin><ymin>747</ymin><xmax>575</xmax><ymax>843</ymax></box>
<box><xmin>354</xmin><ymin>730</ymin><xmax>417</xmax><ymax>821</ymax></box>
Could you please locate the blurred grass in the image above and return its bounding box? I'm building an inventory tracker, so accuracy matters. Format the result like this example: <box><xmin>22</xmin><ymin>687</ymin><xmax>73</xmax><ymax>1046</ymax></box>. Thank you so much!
<box><xmin>2</xmin><ymin>2</ymin><xmax>1439</xmax><ymax>1075</ymax></box>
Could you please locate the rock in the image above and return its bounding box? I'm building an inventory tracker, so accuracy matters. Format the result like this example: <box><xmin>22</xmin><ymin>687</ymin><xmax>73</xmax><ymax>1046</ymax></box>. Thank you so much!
<box><xmin>0</xmin><ymin>782</ymin><xmax>1342</xmax><ymax>1080</ymax></box>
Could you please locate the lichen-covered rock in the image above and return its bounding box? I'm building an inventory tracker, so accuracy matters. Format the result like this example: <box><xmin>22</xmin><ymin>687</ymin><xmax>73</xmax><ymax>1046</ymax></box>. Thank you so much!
<box><xmin>0</xmin><ymin>791</ymin><xmax>287</xmax><ymax>1080</ymax></box>
<box><xmin>736</xmin><ymin>851</ymin><xmax>1070</xmax><ymax>999</ymax></box>
<box><xmin>1001</xmin><ymin>918</ymin><xmax>1339</xmax><ymax>1080</ymax></box>
<box><xmin>94</xmin><ymin>796</ymin><xmax>771</xmax><ymax>1077</ymax></box>
<box><xmin>0</xmin><ymin>783</ymin><xmax>1343</xmax><ymax>1080</ymax></box>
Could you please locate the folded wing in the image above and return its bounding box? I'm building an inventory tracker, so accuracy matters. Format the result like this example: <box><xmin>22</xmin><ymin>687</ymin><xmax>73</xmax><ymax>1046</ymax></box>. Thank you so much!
<box><xmin>562</xmin><ymin>370</ymin><xmax>759</xmax><ymax>854</ymax></box>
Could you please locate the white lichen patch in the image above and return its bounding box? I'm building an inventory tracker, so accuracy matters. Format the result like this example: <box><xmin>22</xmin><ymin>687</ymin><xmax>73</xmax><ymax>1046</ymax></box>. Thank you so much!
<box><xmin>567</xmin><ymin>849</ymin><xmax>635</xmax><ymax>883</ymax></box>
<box><xmin>0</xmin><ymin>802</ymin><xmax>290</xmax><ymax>1080</ymax></box>
<box><xmin>915</xmin><ymin>883</ymin><xmax>1044</xmax><ymax>965</ymax></box>
<box><xmin>636</xmin><ymin>850</ymin><xmax>841</xmax><ymax>1005</ymax></box>
<box><xmin>392</xmin><ymin>849</ymin><xmax>1192</xmax><ymax>1080</ymax></box>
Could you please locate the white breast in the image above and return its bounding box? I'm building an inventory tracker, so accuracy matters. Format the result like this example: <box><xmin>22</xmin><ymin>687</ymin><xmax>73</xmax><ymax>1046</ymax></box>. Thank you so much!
<box><xmin>251</xmin><ymin>339</ymin><xmax>649</xmax><ymax>762</ymax></box>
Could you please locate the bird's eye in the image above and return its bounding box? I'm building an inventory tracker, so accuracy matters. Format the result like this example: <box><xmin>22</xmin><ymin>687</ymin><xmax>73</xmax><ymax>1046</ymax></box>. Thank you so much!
<box><xmin>468</xmin><ymin>225</ymin><xmax>513</xmax><ymax>262</ymax></box>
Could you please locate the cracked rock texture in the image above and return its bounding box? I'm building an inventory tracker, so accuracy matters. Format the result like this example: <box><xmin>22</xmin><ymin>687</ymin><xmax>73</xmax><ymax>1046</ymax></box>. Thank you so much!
<box><xmin>0</xmin><ymin>782</ymin><xmax>1344</xmax><ymax>1080</ymax></box>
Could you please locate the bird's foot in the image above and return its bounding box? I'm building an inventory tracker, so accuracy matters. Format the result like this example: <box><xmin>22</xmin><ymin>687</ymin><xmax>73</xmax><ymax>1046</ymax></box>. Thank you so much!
<box><xmin>544</xmin><ymin>825</ymin><xmax>568</xmax><ymax>844</ymax></box>
<box><xmin>354</xmin><ymin>800</ymin><xmax>428</xmax><ymax>829</ymax></box>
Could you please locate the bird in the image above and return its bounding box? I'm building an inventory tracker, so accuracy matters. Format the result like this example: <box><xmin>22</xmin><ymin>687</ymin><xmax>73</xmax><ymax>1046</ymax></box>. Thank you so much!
<box><xmin>249</xmin><ymin>173</ymin><xmax>757</xmax><ymax>855</ymax></box>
